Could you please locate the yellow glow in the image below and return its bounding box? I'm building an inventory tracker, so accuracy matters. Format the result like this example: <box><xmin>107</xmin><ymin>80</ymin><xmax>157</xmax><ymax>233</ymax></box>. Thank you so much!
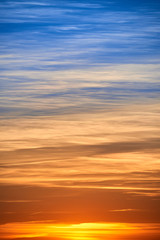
<box><xmin>1</xmin><ymin>222</ymin><xmax>160</xmax><ymax>240</ymax></box>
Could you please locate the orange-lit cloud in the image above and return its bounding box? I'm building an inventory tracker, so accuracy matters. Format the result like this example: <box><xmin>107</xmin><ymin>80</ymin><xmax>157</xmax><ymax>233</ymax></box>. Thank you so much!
<box><xmin>0</xmin><ymin>0</ymin><xmax>160</xmax><ymax>239</ymax></box>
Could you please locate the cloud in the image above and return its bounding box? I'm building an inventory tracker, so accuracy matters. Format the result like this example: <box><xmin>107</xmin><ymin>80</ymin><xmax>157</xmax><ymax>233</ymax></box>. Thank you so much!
<box><xmin>0</xmin><ymin>137</ymin><xmax>159</xmax><ymax>191</ymax></box>
<box><xmin>0</xmin><ymin>63</ymin><xmax>159</xmax><ymax>119</ymax></box>
<box><xmin>0</xmin><ymin>0</ymin><xmax>160</xmax><ymax>235</ymax></box>
<box><xmin>0</xmin><ymin>0</ymin><xmax>159</xmax><ymax>67</ymax></box>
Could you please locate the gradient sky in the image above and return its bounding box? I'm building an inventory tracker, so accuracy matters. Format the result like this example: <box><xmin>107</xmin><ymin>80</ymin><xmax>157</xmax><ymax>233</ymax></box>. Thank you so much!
<box><xmin>0</xmin><ymin>0</ymin><xmax>160</xmax><ymax>240</ymax></box>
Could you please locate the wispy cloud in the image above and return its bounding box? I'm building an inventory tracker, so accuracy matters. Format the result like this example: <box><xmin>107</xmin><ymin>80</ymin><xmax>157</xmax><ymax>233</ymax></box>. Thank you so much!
<box><xmin>0</xmin><ymin>0</ymin><xmax>160</xmax><ymax>236</ymax></box>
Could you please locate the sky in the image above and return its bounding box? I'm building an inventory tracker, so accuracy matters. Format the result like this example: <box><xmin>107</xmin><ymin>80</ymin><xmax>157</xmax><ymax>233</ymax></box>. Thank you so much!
<box><xmin>0</xmin><ymin>0</ymin><xmax>160</xmax><ymax>239</ymax></box>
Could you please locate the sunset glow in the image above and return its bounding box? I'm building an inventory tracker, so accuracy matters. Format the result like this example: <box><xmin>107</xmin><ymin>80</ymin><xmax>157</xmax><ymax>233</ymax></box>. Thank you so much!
<box><xmin>1</xmin><ymin>222</ymin><xmax>160</xmax><ymax>240</ymax></box>
<box><xmin>0</xmin><ymin>0</ymin><xmax>160</xmax><ymax>240</ymax></box>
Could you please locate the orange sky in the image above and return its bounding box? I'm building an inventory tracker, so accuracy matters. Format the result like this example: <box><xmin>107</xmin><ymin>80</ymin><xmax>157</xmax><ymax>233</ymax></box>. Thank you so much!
<box><xmin>0</xmin><ymin>71</ymin><xmax>160</xmax><ymax>239</ymax></box>
<box><xmin>1</xmin><ymin>102</ymin><xmax>160</xmax><ymax>239</ymax></box>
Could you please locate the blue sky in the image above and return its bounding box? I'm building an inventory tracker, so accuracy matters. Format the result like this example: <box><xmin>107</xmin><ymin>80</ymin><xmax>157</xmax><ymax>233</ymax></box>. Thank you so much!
<box><xmin>0</xmin><ymin>0</ymin><xmax>160</xmax><ymax>118</ymax></box>
<box><xmin>1</xmin><ymin>0</ymin><xmax>160</xmax><ymax>66</ymax></box>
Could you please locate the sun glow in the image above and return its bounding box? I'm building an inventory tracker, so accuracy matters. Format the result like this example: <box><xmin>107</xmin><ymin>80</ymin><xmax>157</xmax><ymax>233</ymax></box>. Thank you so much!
<box><xmin>1</xmin><ymin>222</ymin><xmax>160</xmax><ymax>240</ymax></box>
